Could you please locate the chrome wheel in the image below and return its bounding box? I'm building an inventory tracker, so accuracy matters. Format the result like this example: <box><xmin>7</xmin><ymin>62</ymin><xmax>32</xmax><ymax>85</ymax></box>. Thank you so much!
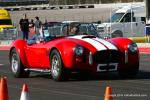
<box><xmin>10</xmin><ymin>48</ymin><xmax>30</xmax><ymax>78</ymax></box>
<box><xmin>50</xmin><ymin>49</ymin><xmax>69</xmax><ymax>81</ymax></box>
<box><xmin>11</xmin><ymin>54</ymin><xmax>18</xmax><ymax>73</ymax></box>
<box><xmin>51</xmin><ymin>55</ymin><xmax>60</xmax><ymax>77</ymax></box>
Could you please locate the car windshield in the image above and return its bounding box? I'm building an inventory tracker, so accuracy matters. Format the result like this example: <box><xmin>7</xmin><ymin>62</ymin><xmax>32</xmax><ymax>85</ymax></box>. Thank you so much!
<box><xmin>43</xmin><ymin>22</ymin><xmax>100</xmax><ymax>38</ymax></box>
<box><xmin>0</xmin><ymin>19</ymin><xmax>12</xmax><ymax>25</ymax></box>
<box><xmin>109</xmin><ymin>13</ymin><xmax>124</xmax><ymax>22</ymax></box>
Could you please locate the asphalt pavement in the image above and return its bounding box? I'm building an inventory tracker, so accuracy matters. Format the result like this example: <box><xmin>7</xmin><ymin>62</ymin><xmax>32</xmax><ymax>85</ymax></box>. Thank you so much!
<box><xmin>0</xmin><ymin>50</ymin><xmax>150</xmax><ymax>100</ymax></box>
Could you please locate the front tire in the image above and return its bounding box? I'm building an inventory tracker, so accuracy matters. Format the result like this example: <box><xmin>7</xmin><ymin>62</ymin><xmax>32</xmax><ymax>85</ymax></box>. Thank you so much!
<box><xmin>10</xmin><ymin>48</ymin><xmax>30</xmax><ymax>78</ymax></box>
<box><xmin>50</xmin><ymin>49</ymin><xmax>69</xmax><ymax>81</ymax></box>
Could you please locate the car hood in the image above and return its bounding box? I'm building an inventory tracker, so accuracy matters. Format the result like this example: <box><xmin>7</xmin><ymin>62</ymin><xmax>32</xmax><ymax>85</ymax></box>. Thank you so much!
<box><xmin>67</xmin><ymin>35</ymin><xmax>118</xmax><ymax>51</ymax></box>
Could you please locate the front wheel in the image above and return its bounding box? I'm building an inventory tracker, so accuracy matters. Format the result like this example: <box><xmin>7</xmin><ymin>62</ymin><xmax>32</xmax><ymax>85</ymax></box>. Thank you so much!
<box><xmin>10</xmin><ymin>48</ymin><xmax>30</xmax><ymax>78</ymax></box>
<box><xmin>50</xmin><ymin>49</ymin><xmax>69</xmax><ymax>81</ymax></box>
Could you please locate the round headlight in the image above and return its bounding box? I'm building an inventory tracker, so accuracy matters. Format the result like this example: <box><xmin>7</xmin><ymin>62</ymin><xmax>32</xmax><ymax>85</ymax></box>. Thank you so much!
<box><xmin>128</xmin><ymin>43</ymin><xmax>138</xmax><ymax>53</ymax></box>
<box><xmin>74</xmin><ymin>45</ymin><xmax>84</xmax><ymax>56</ymax></box>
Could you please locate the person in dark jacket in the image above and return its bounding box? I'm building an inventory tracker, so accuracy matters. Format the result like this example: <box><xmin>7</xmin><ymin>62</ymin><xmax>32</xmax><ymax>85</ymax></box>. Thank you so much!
<box><xmin>19</xmin><ymin>14</ymin><xmax>29</xmax><ymax>40</ymax></box>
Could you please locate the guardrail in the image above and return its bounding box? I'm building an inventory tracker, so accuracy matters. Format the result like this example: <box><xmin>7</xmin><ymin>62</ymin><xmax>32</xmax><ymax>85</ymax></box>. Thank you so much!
<box><xmin>0</xmin><ymin>28</ymin><xmax>18</xmax><ymax>40</ymax></box>
<box><xmin>0</xmin><ymin>28</ymin><xmax>18</xmax><ymax>47</ymax></box>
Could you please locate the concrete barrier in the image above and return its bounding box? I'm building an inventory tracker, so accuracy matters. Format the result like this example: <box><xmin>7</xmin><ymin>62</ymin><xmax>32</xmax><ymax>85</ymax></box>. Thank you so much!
<box><xmin>129</xmin><ymin>36</ymin><xmax>150</xmax><ymax>43</ymax></box>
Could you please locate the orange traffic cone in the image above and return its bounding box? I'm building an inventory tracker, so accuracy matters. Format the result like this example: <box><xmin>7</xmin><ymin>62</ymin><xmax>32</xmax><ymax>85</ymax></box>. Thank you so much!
<box><xmin>0</xmin><ymin>77</ymin><xmax>9</xmax><ymax>100</ymax></box>
<box><xmin>104</xmin><ymin>86</ymin><xmax>113</xmax><ymax>100</ymax></box>
<box><xmin>20</xmin><ymin>84</ymin><xmax>29</xmax><ymax>100</ymax></box>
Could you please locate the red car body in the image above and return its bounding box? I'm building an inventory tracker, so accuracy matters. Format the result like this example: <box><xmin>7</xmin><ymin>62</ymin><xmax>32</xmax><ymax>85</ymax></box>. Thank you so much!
<box><xmin>9</xmin><ymin>34</ymin><xmax>139</xmax><ymax>81</ymax></box>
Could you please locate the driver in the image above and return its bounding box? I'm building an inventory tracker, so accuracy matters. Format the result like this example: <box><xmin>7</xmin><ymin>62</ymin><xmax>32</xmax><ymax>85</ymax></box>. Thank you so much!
<box><xmin>27</xmin><ymin>25</ymin><xmax>54</xmax><ymax>45</ymax></box>
<box><xmin>27</xmin><ymin>25</ymin><xmax>45</xmax><ymax>45</ymax></box>
<box><xmin>68</xmin><ymin>23</ymin><xmax>80</xmax><ymax>36</ymax></box>
<box><xmin>27</xmin><ymin>34</ymin><xmax>43</xmax><ymax>45</ymax></box>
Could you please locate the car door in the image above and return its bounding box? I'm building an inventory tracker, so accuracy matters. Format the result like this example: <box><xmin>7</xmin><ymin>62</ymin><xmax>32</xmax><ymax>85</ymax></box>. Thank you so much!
<box><xmin>133</xmin><ymin>21</ymin><xmax>145</xmax><ymax>37</ymax></box>
<box><xmin>120</xmin><ymin>13</ymin><xmax>133</xmax><ymax>37</ymax></box>
<box><xmin>25</xmin><ymin>42</ymin><xmax>50</xmax><ymax>68</ymax></box>
<box><xmin>123</xmin><ymin>22</ymin><xmax>132</xmax><ymax>37</ymax></box>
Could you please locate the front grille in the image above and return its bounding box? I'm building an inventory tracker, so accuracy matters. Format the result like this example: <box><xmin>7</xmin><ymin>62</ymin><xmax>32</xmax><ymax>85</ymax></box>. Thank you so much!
<box><xmin>93</xmin><ymin>50</ymin><xmax>122</xmax><ymax>64</ymax></box>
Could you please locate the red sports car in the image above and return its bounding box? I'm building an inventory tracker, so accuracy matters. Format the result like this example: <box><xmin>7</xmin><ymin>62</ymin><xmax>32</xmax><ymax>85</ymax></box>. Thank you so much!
<box><xmin>9</xmin><ymin>23</ymin><xmax>139</xmax><ymax>81</ymax></box>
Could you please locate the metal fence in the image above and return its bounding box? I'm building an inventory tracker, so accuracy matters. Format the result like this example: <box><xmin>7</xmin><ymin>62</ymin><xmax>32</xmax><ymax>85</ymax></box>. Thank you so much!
<box><xmin>0</xmin><ymin>28</ymin><xmax>18</xmax><ymax>40</ymax></box>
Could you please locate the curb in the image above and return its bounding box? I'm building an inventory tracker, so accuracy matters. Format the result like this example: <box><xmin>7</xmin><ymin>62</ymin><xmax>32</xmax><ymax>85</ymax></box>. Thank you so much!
<box><xmin>0</xmin><ymin>46</ymin><xmax>11</xmax><ymax>50</ymax></box>
<box><xmin>0</xmin><ymin>40</ymin><xmax>13</xmax><ymax>50</ymax></box>
<box><xmin>138</xmin><ymin>48</ymin><xmax>150</xmax><ymax>54</ymax></box>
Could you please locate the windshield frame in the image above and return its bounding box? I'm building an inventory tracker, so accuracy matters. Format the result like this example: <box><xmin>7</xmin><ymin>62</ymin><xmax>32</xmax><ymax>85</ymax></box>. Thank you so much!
<box><xmin>43</xmin><ymin>22</ymin><xmax>101</xmax><ymax>38</ymax></box>
<box><xmin>109</xmin><ymin>13</ymin><xmax>125</xmax><ymax>23</ymax></box>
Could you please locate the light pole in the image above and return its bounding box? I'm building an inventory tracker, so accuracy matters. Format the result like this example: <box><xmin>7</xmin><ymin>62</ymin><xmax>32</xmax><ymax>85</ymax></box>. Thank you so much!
<box><xmin>145</xmin><ymin>0</ymin><xmax>150</xmax><ymax>24</ymax></box>
<box><xmin>64</xmin><ymin>0</ymin><xmax>67</xmax><ymax>5</ymax></box>
<box><xmin>78</xmin><ymin>0</ymin><xmax>80</xmax><ymax>4</ymax></box>
<box><xmin>145</xmin><ymin>0</ymin><xmax>150</xmax><ymax>19</ymax></box>
<box><xmin>99</xmin><ymin>0</ymin><xmax>101</xmax><ymax>4</ymax></box>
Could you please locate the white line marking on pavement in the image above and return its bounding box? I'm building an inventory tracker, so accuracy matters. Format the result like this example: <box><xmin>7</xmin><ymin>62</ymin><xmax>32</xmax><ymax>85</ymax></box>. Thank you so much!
<box><xmin>0</xmin><ymin>64</ymin><xmax>4</xmax><ymax>66</ymax></box>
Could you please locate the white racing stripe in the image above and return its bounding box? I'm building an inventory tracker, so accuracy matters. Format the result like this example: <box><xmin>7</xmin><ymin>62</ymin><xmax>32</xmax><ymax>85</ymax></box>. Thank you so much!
<box><xmin>68</xmin><ymin>35</ymin><xmax>107</xmax><ymax>51</ymax></box>
<box><xmin>83</xmin><ymin>38</ymin><xmax>107</xmax><ymax>51</ymax></box>
<box><xmin>94</xmin><ymin>38</ymin><xmax>118</xmax><ymax>50</ymax></box>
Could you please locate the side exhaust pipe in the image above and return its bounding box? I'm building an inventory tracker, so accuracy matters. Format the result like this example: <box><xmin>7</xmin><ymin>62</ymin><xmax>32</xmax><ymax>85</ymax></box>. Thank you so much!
<box><xmin>24</xmin><ymin>68</ymin><xmax>51</xmax><ymax>73</ymax></box>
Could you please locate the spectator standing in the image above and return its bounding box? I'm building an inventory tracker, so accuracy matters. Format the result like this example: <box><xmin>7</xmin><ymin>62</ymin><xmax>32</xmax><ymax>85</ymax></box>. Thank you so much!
<box><xmin>34</xmin><ymin>16</ymin><xmax>42</xmax><ymax>36</ymax></box>
<box><xmin>42</xmin><ymin>19</ymin><xmax>49</xmax><ymax>37</ymax></box>
<box><xmin>19</xmin><ymin>14</ymin><xmax>29</xmax><ymax>40</ymax></box>
<box><xmin>29</xmin><ymin>19</ymin><xmax>35</xmax><ymax>28</ymax></box>
<box><xmin>43</xmin><ymin>19</ymin><xmax>48</xmax><ymax>30</ymax></box>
